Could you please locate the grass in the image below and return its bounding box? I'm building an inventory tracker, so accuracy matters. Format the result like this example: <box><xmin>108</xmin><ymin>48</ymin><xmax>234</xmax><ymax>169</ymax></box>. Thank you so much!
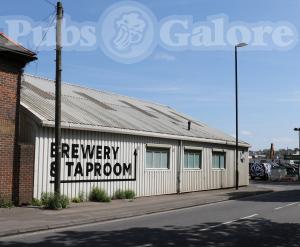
<box><xmin>72</xmin><ymin>191</ymin><xmax>86</xmax><ymax>203</ymax></box>
<box><xmin>0</xmin><ymin>195</ymin><xmax>13</xmax><ymax>208</ymax></box>
<box><xmin>113</xmin><ymin>189</ymin><xmax>135</xmax><ymax>200</ymax></box>
<box><xmin>89</xmin><ymin>187</ymin><xmax>111</xmax><ymax>202</ymax></box>
<box><xmin>41</xmin><ymin>192</ymin><xmax>70</xmax><ymax>210</ymax></box>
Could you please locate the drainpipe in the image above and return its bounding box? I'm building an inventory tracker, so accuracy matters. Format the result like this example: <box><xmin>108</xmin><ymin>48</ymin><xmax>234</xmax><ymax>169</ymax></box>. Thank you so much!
<box><xmin>177</xmin><ymin>140</ymin><xmax>183</xmax><ymax>193</ymax></box>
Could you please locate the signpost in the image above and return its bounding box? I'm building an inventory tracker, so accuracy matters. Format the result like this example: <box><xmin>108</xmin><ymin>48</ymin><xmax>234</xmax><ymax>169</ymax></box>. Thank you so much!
<box><xmin>293</xmin><ymin>128</ymin><xmax>300</xmax><ymax>181</ymax></box>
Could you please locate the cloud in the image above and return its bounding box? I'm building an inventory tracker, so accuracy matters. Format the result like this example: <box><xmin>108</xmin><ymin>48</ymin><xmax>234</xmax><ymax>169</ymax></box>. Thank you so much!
<box><xmin>241</xmin><ymin>130</ymin><xmax>254</xmax><ymax>136</ymax></box>
<box><xmin>153</xmin><ymin>52</ymin><xmax>176</xmax><ymax>61</ymax></box>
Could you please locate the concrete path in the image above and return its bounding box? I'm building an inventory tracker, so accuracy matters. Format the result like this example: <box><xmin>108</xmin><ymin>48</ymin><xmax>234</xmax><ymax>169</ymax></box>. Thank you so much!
<box><xmin>0</xmin><ymin>184</ymin><xmax>275</xmax><ymax>237</ymax></box>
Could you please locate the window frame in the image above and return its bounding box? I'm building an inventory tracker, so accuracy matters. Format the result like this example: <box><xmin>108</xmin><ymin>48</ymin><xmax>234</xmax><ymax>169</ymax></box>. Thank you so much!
<box><xmin>212</xmin><ymin>151</ymin><xmax>226</xmax><ymax>170</ymax></box>
<box><xmin>183</xmin><ymin>148</ymin><xmax>203</xmax><ymax>170</ymax></box>
<box><xmin>145</xmin><ymin>146</ymin><xmax>170</xmax><ymax>170</ymax></box>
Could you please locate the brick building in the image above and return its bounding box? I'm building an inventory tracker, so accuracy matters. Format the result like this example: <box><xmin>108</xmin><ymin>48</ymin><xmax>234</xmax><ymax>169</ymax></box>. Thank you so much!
<box><xmin>0</xmin><ymin>33</ymin><xmax>36</xmax><ymax>204</ymax></box>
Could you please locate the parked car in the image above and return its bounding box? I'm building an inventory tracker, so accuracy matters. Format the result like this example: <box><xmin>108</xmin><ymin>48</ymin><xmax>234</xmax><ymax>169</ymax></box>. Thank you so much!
<box><xmin>249</xmin><ymin>162</ymin><xmax>270</xmax><ymax>180</ymax></box>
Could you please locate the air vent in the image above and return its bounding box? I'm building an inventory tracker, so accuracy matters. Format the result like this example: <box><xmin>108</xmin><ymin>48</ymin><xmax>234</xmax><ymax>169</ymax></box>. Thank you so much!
<box><xmin>120</xmin><ymin>100</ymin><xmax>157</xmax><ymax>118</ymax></box>
<box><xmin>75</xmin><ymin>91</ymin><xmax>115</xmax><ymax>111</ymax></box>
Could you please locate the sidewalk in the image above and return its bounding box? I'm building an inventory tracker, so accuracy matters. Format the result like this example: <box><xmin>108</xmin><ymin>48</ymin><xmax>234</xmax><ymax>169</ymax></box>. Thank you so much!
<box><xmin>0</xmin><ymin>185</ymin><xmax>274</xmax><ymax>237</ymax></box>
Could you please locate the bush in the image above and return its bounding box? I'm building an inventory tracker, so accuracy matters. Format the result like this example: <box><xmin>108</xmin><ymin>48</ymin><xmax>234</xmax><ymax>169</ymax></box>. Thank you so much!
<box><xmin>72</xmin><ymin>191</ymin><xmax>85</xmax><ymax>203</ymax></box>
<box><xmin>89</xmin><ymin>187</ymin><xmax>111</xmax><ymax>202</ymax></box>
<box><xmin>124</xmin><ymin>190</ymin><xmax>135</xmax><ymax>199</ymax></box>
<box><xmin>0</xmin><ymin>195</ymin><xmax>13</xmax><ymax>208</ymax></box>
<box><xmin>32</xmin><ymin>198</ymin><xmax>43</xmax><ymax>207</ymax></box>
<box><xmin>78</xmin><ymin>191</ymin><xmax>85</xmax><ymax>202</ymax></box>
<box><xmin>113</xmin><ymin>189</ymin><xmax>126</xmax><ymax>199</ymax></box>
<box><xmin>113</xmin><ymin>189</ymin><xmax>135</xmax><ymax>200</ymax></box>
<box><xmin>41</xmin><ymin>192</ymin><xmax>51</xmax><ymax>205</ymax></box>
<box><xmin>41</xmin><ymin>192</ymin><xmax>70</xmax><ymax>210</ymax></box>
<box><xmin>72</xmin><ymin>197</ymin><xmax>81</xmax><ymax>203</ymax></box>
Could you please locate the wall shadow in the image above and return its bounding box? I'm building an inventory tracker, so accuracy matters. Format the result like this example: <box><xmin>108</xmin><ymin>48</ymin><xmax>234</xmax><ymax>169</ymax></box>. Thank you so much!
<box><xmin>227</xmin><ymin>189</ymin><xmax>300</xmax><ymax>203</ymax></box>
<box><xmin>0</xmin><ymin>218</ymin><xmax>299</xmax><ymax>247</ymax></box>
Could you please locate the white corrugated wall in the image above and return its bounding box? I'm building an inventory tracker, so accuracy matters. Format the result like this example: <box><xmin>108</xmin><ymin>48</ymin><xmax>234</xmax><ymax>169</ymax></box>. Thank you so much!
<box><xmin>33</xmin><ymin>127</ymin><xmax>178</xmax><ymax>199</ymax></box>
<box><xmin>180</xmin><ymin>141</ymin><xmax>249</xmax><ymax>192</ymax></box>
<box><xmin>33</xmin><ymin>127</ymin><xmax>249</xmax><ymax>199</ymax></box>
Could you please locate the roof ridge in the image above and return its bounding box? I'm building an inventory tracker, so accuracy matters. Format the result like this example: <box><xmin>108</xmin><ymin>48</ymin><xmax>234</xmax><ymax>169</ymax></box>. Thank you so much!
<box><xmin>0</xmin><ymin>33</ymin><xmax>36</xmax><ymax>55</ymax></box>
<box><xmin>23</xmin><ymin>73</ymin><xmax>169</xmax><ymax>108</ymax></box>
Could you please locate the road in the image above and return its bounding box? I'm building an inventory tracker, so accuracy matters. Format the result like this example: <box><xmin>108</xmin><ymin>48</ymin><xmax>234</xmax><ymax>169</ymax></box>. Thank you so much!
<box><xmin>0</xmin><ymin>183</ymin><xmax>299</xmax><ymax>247</ymax></box>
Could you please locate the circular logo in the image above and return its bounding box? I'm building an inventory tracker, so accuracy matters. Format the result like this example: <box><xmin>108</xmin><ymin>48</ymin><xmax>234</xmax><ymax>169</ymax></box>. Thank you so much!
<box><xmin>99</xmin><ymin>1</ymin><xmax>157</xmax><ymax>64</ymax></box>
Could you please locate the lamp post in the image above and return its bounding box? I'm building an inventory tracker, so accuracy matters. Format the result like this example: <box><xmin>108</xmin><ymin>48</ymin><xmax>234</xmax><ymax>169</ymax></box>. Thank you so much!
<box><xmin>235</xmin><ymin>42</ymin><xmax>247</xmax><ymax>190</ymax></box>
<box><xmin>293</xmin><ymin>128</ymin><xmax>300</xmax><ymax>180</ymax></box>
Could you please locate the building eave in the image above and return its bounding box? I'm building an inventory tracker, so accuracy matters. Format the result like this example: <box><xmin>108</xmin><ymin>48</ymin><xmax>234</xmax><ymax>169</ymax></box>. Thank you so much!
<box><xmin>39</xmin><ymin>119</ymin><xmax>250</xmax><ymax>148</ymax></box>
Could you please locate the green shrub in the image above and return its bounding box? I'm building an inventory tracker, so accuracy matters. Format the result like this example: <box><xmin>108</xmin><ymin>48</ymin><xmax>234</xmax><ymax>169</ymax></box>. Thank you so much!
<box><xmin>60</xmin><ymin>195</ymin><xmax>69</xmax><ymax>208</ymax></box>
<box><xmin>89</xmin><ymin>187</ymin><xmax>111</xmax><ymax>202</ymax></box>
<box><xmin>72</xmin><ymin>197</ymin><xmax>81</xmax><ymax>203</ymax></box>
<box><xmin>113</xmin><ymin>189</ymin><xmax>126</xmax><ymax>199</ymax></box>
<box><xmin>41</xmin><ymin>192</ymin><xmax>70</xmax><ymax>210</ymax></box>
<box><xmin>0</xmin><ymin>195</ymin><xmax>13</xmax><ymax>208</ymax></box>
<box><xmin>78</xmin><ymin>191</ymin><xmax>85</xmax><ymax>202</ymax></box>
<box><xmin>41</xmin><ymin>192</ymin><xmax>51</xmax><ymax>205</ymax></box>
<box><xmin>113</xmin><ymin>189</ymin><xmax>135</xmax><ymax>200</ymax></box>
<box><xmin>124</xmin><ymin>190</ymin><xmax>135</xmax><ymax>199</ymax></box>
<box><xmin>32</xmin><ymin>198</ymin><xmax>43</xmax><ymax>207</ymax></box>
<box><xmin>72</xmin><ymin>191</ymin><xmax>85</xmax><ymax>203</ymax></box>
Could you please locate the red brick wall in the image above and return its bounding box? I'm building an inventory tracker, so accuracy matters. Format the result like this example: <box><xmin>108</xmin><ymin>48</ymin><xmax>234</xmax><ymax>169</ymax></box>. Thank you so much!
<box><xmin>0</xmin><ymin>56</ymin><xmax>24</xmax><ymax>202</ymax></box>
<box><xmin>18</xmin><ymin>144</ymin><xmax>35</xmax><ymax>205</ymax></box>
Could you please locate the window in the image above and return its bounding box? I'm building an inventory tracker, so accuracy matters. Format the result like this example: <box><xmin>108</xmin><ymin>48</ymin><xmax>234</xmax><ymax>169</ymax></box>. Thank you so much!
<box><xmin>212</xmin><ymin>152</ymin><xmax>226</xmax><ymax>169</ymax></box>
<box><xmin>146</xmin><ymin>147</ymin><xmax>169</xmax><ymax>169</ymax></box>
<box><xmin>184</xmin><ymin>150</ymin><xmax>202</xmax><ymax>169</ymax></box>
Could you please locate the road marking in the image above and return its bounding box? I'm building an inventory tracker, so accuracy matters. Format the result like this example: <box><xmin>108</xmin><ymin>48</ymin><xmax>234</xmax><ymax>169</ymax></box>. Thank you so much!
<box><xmin>200</xmin><ymin>214</ymin><xmax>259</xmax><ymax>232</ymax></box>
<box><xmin>274</xmin><ymin>202</ymin><xmax>299</xmax><ymax>210</ymax></box>
<box><xmin>199</xmin><ymin>223</ymin><xmax>223</xmax><ymax>231</ymax></box>
<box><xmin>240</xmin><ymin>214</ymin><xmax>258</xmax><ymax>219</ymax></box>
<box><xmin>222</xmin><ymin>220</ymin><xmax>236</xmax><ymax>225</ymax></box>
<box><xmin>200</xmin><ymin>218</ymin><xmax>247</xmax><ymax>231</ymax></box>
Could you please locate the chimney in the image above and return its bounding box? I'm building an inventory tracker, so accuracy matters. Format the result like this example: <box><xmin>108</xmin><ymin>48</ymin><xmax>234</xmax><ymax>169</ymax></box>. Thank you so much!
<box><xmin>188</xmin><ymin>120</ymin><xmax>191</xmax><ymax>131</ymax></box>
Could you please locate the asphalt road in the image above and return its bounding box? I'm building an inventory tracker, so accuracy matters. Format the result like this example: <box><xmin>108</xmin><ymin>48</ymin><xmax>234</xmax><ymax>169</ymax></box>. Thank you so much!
<box><xmin>0</xmin><ymin>184</ymin><xmax>299</xmax><ymax>247</ymax></box>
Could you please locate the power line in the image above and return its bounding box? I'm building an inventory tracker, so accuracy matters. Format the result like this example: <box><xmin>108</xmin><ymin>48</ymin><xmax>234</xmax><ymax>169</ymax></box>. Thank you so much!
<box><xmin>43</xmin><ymin>0</ymin><xmax>56</xmax><ymax>7</ymax></box>
<box><xmin>35</xmin><ymin>10</ymin><xmax>56</xmax><ymax>53</ymax></box>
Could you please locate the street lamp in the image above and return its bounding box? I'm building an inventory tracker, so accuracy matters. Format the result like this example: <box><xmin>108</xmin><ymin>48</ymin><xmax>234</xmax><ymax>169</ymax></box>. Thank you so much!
<box><xmin>235</xmin><ymin>42</ymin><xmax>248</xmax><ymax>190</ymax></box>
<box><xmin>293</xmin><ymin>128</ymin><xmax>300</xmax><ymax>180</ymax></box>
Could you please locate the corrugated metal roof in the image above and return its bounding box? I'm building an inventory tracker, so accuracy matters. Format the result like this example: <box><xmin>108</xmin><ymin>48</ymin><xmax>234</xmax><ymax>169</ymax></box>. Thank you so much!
<box><xmin>20</xmin><ymin>74</ymin><xmax>249</xmax><ymax>147</ymax></box>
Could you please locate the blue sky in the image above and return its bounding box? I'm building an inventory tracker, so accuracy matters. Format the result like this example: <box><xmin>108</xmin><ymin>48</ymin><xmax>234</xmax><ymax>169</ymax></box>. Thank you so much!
<box><xmin>2</xmin><ymin>0</ymin><xmax>300</xmax><ymax>150</ymax></box>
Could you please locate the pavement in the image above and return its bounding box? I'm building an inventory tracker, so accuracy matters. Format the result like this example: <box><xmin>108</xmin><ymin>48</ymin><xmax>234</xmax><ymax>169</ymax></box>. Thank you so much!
<box><xmin>0</xmin><ymin>183</ymin><xmax>274</xmax><ymax>238</ymax></box>
<box><xmin>0</xmin><ymin>182</ymin><xmax>299</xmax><ymax>246</ymax></box>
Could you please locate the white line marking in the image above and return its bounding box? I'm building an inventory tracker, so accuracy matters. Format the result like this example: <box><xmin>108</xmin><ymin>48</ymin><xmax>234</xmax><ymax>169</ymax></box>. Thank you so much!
<box><xmin>240</xmin><ymin>214</ymin><xmax>258</xmax><ymax>219</ymax></box>
<box><xmin>222</xmin><ymin>220</ymin><xmax>236</xmax><ymax>225</ymax></box>
<box><xmin>200</xmin><ymin>219</ymin><xmax>239</xmax><ymax>231</ymax></box>
<box><xmin>200</xmin><ymin>213</ymin><xmax>260</xmax><ymax>232</ymax></box>
<box><xmin>200</xmin><ymin>223</ymin><xmax>223</xmax><ymax>231</ymax></box>
<box><xmin>274</xmin><ymin>202</ymin><xmax>299</xmax><ymax>210</ymax></box>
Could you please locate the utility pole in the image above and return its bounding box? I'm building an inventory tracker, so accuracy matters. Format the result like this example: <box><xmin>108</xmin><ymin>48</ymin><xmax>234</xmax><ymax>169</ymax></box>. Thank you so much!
<box><xmin>55</xmin><ymin>0</ymin><xmax>63</xmax><ymax>195</ymax></box>
<box><xmin>235</xmin><ymin>45</ymin><xmax>239</xmax><ymax>190</ymax></box>
<box><xmin>234</xmin><ymin>42</ymin><xmax>247</xmax><ymax>190</ymax></box>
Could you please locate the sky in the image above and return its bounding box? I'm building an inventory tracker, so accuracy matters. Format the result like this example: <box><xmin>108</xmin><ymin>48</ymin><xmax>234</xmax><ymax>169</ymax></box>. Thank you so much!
<box><xmin>2</xmin><ymin>0</ymin><xmax>300</xmax><ymax>150</ymax></box>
